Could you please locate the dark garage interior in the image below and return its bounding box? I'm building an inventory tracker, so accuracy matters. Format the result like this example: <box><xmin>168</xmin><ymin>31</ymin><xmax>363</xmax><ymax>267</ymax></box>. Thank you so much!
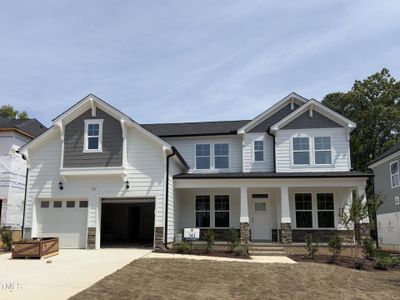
<box><xmin>101</xmin><ymin>200</ymin><xmax>155</xmax><ymax>247</ymax></box>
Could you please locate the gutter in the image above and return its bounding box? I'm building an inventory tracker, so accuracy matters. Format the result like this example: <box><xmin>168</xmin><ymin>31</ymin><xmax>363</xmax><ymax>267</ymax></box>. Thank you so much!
<box><xmin>267</xmin><ymin>127</ymin><xmax>276</xmax><ymax>172</ymax></box>
<box><xmin>164</xmin><ymin>147</ymin><xmax>177</xmax><ymax>249</ymax></box>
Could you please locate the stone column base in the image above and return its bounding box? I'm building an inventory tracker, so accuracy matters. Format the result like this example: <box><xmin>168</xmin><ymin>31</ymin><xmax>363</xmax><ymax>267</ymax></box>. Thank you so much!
<box><xmin>240</xmin><ymin>222</ymin><xmax>250</xmax><ymax>244</ymax></box>
<box><xmin>87</xmin><ymin>227</ymin><xmax>96</xmax><ymax>249</ymax></box>
<box><xmin>357</xmin><ymin>223</ymin><xmax>371</xmax><ymax>243</ymax></box>
<box><xmin>154</xmin><ymin>227</ymin><xmax>164</xmax><ymax>250</ymax></box>
<box><xmin>281</xmin><ymin>223</ymin><xmax>292</xmax><ymax>244</ymax></box>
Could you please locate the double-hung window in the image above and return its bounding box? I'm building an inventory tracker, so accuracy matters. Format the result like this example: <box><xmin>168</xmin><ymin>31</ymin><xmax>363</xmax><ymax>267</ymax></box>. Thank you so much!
<box><xmin>317</xmin><ymin>193</ymin><xmax>335</xmax><ymax>228</ymax></box>
<box><xmin>390</xmin><ymin>161</ymin><xmax>400</xmax><ymax>188</ymax></box>
<box><xmin>293</xmin><ymin>137</ymin><xmax>310</xmax><ymax>165</ymax></box>
<box><xmin>195</xmin><ymin>195</ymin><xmax>210</xmax><ymax>227</ymax></box>
<box><xmin>214</xmin><ymin>195</ymin><xmax>229</xmax><ymax>227</ymax></box>
<box><xmin>84</xmin><ymin>120</ymin><xmax>103</xmax><ymax>152</ymax></box>
<box><xmin>314</xmin><ymin>137</ymin><xmax>332</xmax><ymax>165</ymax></box>
<box><xmin>254</xmin><ymin>140</ymin><xmax>264</xmax><ymax>161</ymax></box>
<box><xmin>295</xmin><ymin>193</ymin><xmax>313</xmax><ymax>228</ymax></box>
<box><xmin>214</xmin><ymin>144</ymin><xmax>229</xmax><ymax>169</ymax></box>
<box><xmin>196</xmin><ymin>144</ymin><xmax>211</xmax><ymax>169</ymax></box>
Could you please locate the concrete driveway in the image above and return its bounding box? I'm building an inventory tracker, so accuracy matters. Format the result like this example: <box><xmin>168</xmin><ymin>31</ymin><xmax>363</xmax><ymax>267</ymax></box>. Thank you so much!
<box><xmin>0</xmin><ymin>248</ymin><xmax>152</xmax><ymax>300</ymax></box>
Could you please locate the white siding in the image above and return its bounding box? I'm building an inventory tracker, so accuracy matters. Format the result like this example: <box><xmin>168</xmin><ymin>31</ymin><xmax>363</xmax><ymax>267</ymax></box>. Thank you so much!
<box><xmin>25</xmin><ymin>126</ymin><xmax>170</xmax><ymax>243</ymax></box>
<box><xmin>242</xmin><ymin>133</ymin><xmax>274</xmax><ymax>172</ymax></box>
<box><xmin>275</xmin><ymin>128</ymin><xmax>350</xmax><ymax>172</ymax></box>
<box><xmin>164</xmin><ymin>135</ymin><xmax>242</xmax><ymax>173</ymax></box>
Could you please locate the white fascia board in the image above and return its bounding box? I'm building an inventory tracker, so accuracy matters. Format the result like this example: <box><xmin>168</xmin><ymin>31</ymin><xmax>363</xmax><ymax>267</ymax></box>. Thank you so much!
<box><xmin>368</xmin><ymin>151</ymin><xmax>400</xmax><ymax>169</ymax></box>
<box><xmin>237</xmin><ymin>92</ymin><xmax>308</xmax><ymax>134</ymax></box>
<box><xmin>19</xmin><ymin>125</ymin><xmax>58</xmax><ymax>154</ymax></box>
<box><xmin>270</xmin><ymin>99</ymin><xmax>357</xmax><ymax>133</ymax></box>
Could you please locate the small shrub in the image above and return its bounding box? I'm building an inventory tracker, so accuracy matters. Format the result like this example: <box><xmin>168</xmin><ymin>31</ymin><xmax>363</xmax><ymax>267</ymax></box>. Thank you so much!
<box><xmin>227</xmin><ymin>228</ymin><xmax>239</xmax><ymax>252</ymax></box>
<box><xmin>0</xmin><ymin>227</ymin><xmax>13</xmax><ymax>251</ymax></box>
<box><xmin>328</xmin><ymin>234</ymin><xmax>343</xmax><ymax>263</ymax></box>
<box><xmin>234</xmin><ymin>244</ymin><xmax>249</xmax><ymax>257</ymax></box>
<box><xmin>304</xmin><ymin>234</ymin><xmax>319</xmax><ymax>259</ymax></box>
<box><xmin>353</xmin><ymin>258</ymin><xmax>365</xmax><ymax>270</ymax></box>
<box><xmin>362</xmin><ymin>237</ymin><xmax>375</xmax><ymax>259</ymax></box>
<box><xmin>172</xmin><ymin>241</ymin><xmax>192</xmax><ymax>254</ymax></box>
<box><xmin>375</xmin><ymin>256</ymin><xmax>391</xmax><ymax>270</ymax></box>
<box><xmin>202</xmin><ymin>229</ymin><xmax>215</xmax><ymax>253</ymax></box>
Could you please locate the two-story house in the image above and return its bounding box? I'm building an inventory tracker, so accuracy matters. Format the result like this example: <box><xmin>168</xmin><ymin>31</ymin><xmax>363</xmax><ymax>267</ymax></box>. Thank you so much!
<box><xmin>0</xmin><ymin>117</ymin><xmax>46</xmax><ymax>236</ymax></box>
<box><xmin>19</xmin><ymin>93</ymin><xmax>370</xmax><ymax>249</ymax></box>
<box><xmin>369</xmin><ymin>143</ymin><xmax>400</xmax><ymax>253</ymax></box>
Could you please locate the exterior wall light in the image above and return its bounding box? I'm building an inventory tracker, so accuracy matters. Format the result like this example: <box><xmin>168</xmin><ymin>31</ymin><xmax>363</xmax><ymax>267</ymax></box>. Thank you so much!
<box><xmin>125</xmin><ymin>180</ymin><xmax>129</xmax><ymax>189</ymax></box>
<box><xmin>58</xmin><ymin>181</ymin><xmax>64</xmax><ymax>190</ymax></box>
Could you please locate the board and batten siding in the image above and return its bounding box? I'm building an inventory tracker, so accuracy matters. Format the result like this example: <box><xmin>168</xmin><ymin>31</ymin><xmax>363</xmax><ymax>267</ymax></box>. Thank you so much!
<box><xmin>63</xmin><ymin>108</ymin><xmax>123</xmax><ymax>168</ymax></box>
<box><xmin>275</xmin><ymin>128</ymin><xmax>351</xmax><ymax>172</ymax></box>
<box><xmin>164</xmin><ymin>135</ymin><xmax>242</xmax><ymax>173</ymax></box>
<box><xmin>242</xmin><ymin>133</ymin><xmax>274</xmax><ymax>172</ymax></box>
<box><xmin>373</xmin><ymin>154</ymin><xmax>400</xmax><ymax>215</ymax></box>
<box><xmin>24</xmin><ymin>125</ymin><xmax>170</xmax><ymax>236</ymax></box>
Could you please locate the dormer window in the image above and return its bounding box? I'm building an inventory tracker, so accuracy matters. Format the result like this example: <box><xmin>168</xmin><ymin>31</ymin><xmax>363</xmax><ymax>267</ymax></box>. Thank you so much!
<box><xmin>84</xmin><ymin>119</ymin><xmax>103</xmax><ymax>152</ymax></box>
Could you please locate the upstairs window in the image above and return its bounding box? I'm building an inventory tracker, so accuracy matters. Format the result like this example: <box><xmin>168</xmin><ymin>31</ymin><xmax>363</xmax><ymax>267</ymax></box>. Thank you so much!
<box><xmin>293</xmin><ymin>137</ymin><xmax>310</xmax><ymax>165</ymax></box>
<box><xmin>196</xmin><ymin>144</ymin><xmax>211</xmax><ymax>169</ymax></box>
<box><xmin>195</xmin><ymin>195</ymin><xmax>210</xmax><ymax>227</ymax></box>
<box><xmin>314</xmin><ymin>137</ymin><xmax>332</xmax><ymax>165</ymax></box>
<box><xmin>391</xmin><ymin>161</ymin><xmax>399</xmax><ymax>188</ymax></box>
<box><xmin>295</xmin><ymin>193</ymin><xmax>312</xmax><ymax>228</ymax></box>
<box><xmin>84</xmin><ymin>120</ymin><xmax>103</xmax><ymax>152</ymax></box>
<box><xmin>214</xmin><ymin>143</ymin><xmax>229</xmax><ymax>169</ymax></box>
<box><xmin>254</xmin><ymin>140</ymin><xmax>264</xmax><ymax>161</ymax></box>
<box><xmin>214</xmin><ymin>195</ymin><xmax>229</xmax><ymax>227</ymax></box>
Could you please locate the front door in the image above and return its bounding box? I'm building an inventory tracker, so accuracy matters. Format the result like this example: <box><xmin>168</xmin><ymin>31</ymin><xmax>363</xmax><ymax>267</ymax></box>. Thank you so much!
<box><xmin>250</xmin><ymin>195</ymin><xmax>271</xmax><ymax>241</ymax></box>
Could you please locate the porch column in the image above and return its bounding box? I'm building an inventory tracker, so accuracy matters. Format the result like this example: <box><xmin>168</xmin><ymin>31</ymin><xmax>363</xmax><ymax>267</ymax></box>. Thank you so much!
<box><xmin>240</xmin><ymin>187</ymin><xmax>250</xmax><ymax>244</ymax></box>
<box><xmin>280</xmin><ymin>186</ymin><xmax>292</xmax><ymax>243</ymax></box>
<box><xmin>357</xmin><ymin>184</ymin><xmax>370</xmax><ymax>241</ymax></box>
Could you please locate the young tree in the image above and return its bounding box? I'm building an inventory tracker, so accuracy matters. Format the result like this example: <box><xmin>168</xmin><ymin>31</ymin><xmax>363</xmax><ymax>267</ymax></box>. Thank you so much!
<box><xmin>322</xmin><ymin>68</ymin><xmax>400</xmax><ymax>172</ymax></box>
<box><xmin>0</xmin><ymin>105</ymin><xmax>29</xmax><ymax>119</ymax></box>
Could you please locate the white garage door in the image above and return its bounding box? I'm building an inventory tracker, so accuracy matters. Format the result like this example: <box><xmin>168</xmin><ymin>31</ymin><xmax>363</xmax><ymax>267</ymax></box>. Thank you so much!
<box><xmin>36</xmin><ymin>199</ymin><xmax>88</xmax><ymax>249</ymax></box>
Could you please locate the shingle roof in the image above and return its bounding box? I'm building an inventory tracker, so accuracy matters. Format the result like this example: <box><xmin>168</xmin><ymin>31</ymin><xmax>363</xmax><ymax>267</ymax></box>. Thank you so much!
<box><xmin>0</xmin><ymin>117</ymin><xmax>47</xmax><ymax>138</ymax></box>
<box><xmin>142</xmin><ymin>120</ymin><xmax>250</xmax><ymax>137</ymax></box>
<box><xmin>174</xmin><ymin>171</ymin><xmax>371</xmax><ymax>179</ymax></box>
<box><xmin>369</xmin><ymin>143</ymin><xmax>400</xmax><ymax>166</ymax></box>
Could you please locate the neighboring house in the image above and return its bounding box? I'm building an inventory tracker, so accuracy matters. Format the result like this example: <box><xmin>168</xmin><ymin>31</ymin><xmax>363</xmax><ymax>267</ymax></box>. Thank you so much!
<box><xmin>19</xmin><ymin>93</ymin><xmax>370</xmax><ymax>249</ymax></box>
<box><xmin>0</xmin><ymin>117</ymin><xmax>46</xmax><ymax>235</ymax></box>
<box><xmin>369</xmin><ymin>143</ymin><xmax>400</xmax><ymax>252</ymax></box>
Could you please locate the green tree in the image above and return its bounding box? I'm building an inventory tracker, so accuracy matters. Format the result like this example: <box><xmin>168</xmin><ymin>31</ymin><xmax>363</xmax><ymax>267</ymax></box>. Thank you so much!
<box><xmin>0</xmin><ymin>105</ymin><xmax>29</xmax><ymax>119</ymax></box>
<box><xmin>322</xmin><ymin>68</ymin><xmax>400</xmax><ymax>171</ymax></box>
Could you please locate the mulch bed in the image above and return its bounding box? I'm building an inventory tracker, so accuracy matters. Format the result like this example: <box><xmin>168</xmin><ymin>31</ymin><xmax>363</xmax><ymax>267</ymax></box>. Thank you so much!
<box><xmin>289</xmin><ymin>254</ymin><xmax>400</xmax><ymax>272</ymax></box>
<box><xmin>156</xmin><ymin>249</ymin><xmax>251</xmax><ymax>259</ymax></box>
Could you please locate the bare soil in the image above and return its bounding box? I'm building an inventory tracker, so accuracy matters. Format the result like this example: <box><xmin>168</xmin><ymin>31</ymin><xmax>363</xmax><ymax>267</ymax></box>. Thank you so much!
<box><xmin>70</xmin><ymin>258</ymin><xmax>400</xmax><ymax>300</ymax></box>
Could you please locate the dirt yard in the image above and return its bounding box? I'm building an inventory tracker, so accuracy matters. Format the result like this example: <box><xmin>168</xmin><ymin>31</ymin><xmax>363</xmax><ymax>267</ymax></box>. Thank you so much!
<box><xmin>70</xmin><ymin>258</ymin><xmax>400</xmax><ymax>300</ymax></box>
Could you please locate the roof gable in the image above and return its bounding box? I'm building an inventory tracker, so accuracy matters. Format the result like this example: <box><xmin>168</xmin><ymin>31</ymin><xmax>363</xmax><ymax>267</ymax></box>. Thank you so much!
<box><xmin>282</xmin><ymin>110</ymin><xmax>342</xmax><ymax>129</ymax></box>
<box><xmin>237</xmin><ymin>92</ymin><xmax>308</xmax><ymax>134</ymax></box>
<box><xmin>369</xmin><ymin>143</ymin><xmax>400</xmax><ymax>168</ymax></box>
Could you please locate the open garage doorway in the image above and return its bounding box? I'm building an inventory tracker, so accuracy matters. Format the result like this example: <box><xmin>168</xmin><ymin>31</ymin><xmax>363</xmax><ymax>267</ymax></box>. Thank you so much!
<box><xmin>101</xmin><ymin>198</ymin><xmax>155</xmax><ymax>248</ymax></box>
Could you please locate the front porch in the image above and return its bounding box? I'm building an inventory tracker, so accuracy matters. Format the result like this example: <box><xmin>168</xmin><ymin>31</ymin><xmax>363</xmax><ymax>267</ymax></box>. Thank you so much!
<box><xmin>171</xmin><ymin>174</ymin><xmax>369</xmax><ymax>244</ymax></box>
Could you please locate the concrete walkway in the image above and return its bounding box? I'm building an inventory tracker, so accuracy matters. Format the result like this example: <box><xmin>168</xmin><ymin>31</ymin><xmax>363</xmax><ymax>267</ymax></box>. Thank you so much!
<box><xmin>145</xmin><ymin>252</ymin><xmax>296</xmax><ymax>264</ymax></box>
<box><xmin>0</xmin><ymin>248</ymin><xmax>151</xmax><ymax>300</ymax></box>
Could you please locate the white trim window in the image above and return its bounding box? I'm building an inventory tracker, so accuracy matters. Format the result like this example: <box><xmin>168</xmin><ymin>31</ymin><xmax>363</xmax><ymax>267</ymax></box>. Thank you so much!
<box><xmin>196</xmin><ymin>144</ymin><xmax>211</xmax><ymax>169</ymax></box>
<box><xmin>195</xmin><ymin>195</ymin><xmax>210</xmax><ymax>227</ymax></box>
<box><xmin>295</xmin><ymin>193</ymin><xmax>313</xmax><ymax>228</ymax></box>
<box><xmin>317</xmin><ymin>193</ymin><xmax>335</xmax><ymax>228</ymax></box>
<box><xmin>390</xmin><ymin>161</ymin><xmax>399</xmax><ymax>188</ymax></box>
<box><xmin>84</xmin><ymin>119</ymin><xmax>103</xmax><ymax>152</ymax></box>
<box><xmin>314</xmin><ymin>137</ymin><xmax>332</xmax><ymax>165</ymax></box>
<box><xmin>214</xmin><ymin>195</ymin><xmax>229</xmax><ymax>228</ymax></box>
<box><xmin>214</xmin><ymin>143</ymin><xmax>229</xmax><ymax>169</ymax></box>
<box><xmin>293</xmin><ymin>137</ymin><xmax>310</xmax><ymax>165</ymax></box>
<box><xmin>254</xmin><ymin>140</ymin><xmax>264</xmax><ymax>162</ymax></box>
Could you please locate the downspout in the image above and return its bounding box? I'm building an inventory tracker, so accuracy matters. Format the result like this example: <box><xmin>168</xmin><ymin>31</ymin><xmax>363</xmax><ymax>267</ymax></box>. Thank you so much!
<box><xmin>267</xmin><ymin>127</ymin><xmax>276</xmax><ymax>172</ymax></box>
<box><xmin>17</xmin><ymin>151</ymin><xmax>28</xmax><ymax>239</ymax></box>
<box><xmin>164</xmin><ymin>147</ymin><xmax>177</xmax><ymax>249</ymax></box>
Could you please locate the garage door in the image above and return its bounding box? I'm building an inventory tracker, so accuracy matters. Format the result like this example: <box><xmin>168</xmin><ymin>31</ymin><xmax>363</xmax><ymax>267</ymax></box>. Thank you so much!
<box><xmin>36</xmin><ymin>199</ymin><xmax>88</xmax><ymax>249</ymax></box>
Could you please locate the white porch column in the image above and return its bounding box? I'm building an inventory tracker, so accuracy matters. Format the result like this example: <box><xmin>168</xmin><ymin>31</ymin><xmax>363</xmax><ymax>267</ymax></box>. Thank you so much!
<box><xmin>240</xmin><ymin>187</ymin><xmax>250</xmax><ymax>243</ymax></box>
<box><xmin>280</xmin><ymin>186</ymin><xmax>292</xmax><ymax>243</ymax></box>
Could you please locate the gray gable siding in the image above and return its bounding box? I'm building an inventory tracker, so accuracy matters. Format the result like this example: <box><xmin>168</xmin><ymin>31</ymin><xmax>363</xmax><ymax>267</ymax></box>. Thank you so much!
<box><xmin>249</xmin><ymin>104</ymin><xmax>300</xmax><ymax>133</ymax></box>
<box><xmin>63</xmin><ymin>108</ymin><xmax>123</xmax><ymax>168</ymax></box>
<box><xmin>374</xmin><ymin>154</ymin><xmax>400</xmax><ymax>214</ymax></box>
<box><xmin>282</xmin><ymin>111</ymin><xmax>342</xmax><ymax>129</ymax></box>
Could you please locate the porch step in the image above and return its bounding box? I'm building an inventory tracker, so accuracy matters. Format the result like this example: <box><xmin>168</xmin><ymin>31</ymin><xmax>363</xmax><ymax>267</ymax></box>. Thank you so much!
<box><xmin>248</xmin><ymin>244</ymin><xmax>286</xmax><ymax>256</ymax></box>
<box><xmin>249</xmin><ymin>246</ymin><xmax>285</xmax><ymax>252</ymax></box>
<box><xmin>249</xmin><ymin>250</ymin><xmax>286</xmax><ymax>256</ymax></box>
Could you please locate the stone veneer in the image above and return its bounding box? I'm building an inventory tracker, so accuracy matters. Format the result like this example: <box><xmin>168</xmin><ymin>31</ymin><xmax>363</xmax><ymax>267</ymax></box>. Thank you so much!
<box><xmin>154</xmin><ymin>227</ymin><xmax>164</xmax><ymax>250</ymax></box>
<box><xmin>292</xmin><ymin>229</ymin><xmax>353</xmax><ymax>243</ymax></box>
<box><xmin>87</xmin><ymin>227</ymin><xmax>96</xmax><ymax>249</ymax></box>
<box><xmin>240</xmin><ymin>223</ymin><xmax>250</xmax><ymax>244</ymax></box>
<box><xmin>281</xmin><ymin>223</ymin><xmax>292</xmax><ymax>243</ymax></box>
<box><xmin>357</xmin><ymin>223</ymin><xmax>371</xmax><ymax>242</ymax></box>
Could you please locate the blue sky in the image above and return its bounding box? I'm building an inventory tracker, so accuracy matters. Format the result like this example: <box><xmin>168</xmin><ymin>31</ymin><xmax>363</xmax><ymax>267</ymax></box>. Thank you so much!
<box><xmin>1</xmin><ymin>1</ymin><xmax>399</xmax><ymax>126</ymax></box>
